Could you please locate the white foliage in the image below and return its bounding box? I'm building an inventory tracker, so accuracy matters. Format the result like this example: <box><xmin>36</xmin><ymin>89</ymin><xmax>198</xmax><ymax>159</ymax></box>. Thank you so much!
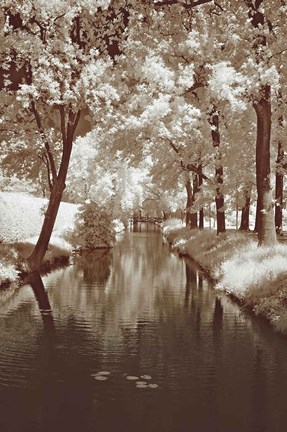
<box><xmin>90</xmin><ymin>172</ymin><xmax>115</xmax><ymax>204</ymax></box>
<box><xmin>208</xmin><ymin>61</ymin><xmax>247</xmax><ymax>111</ymax></box>
<box><xmin>140</xmin><ymin>94</ymin><xmax>171</xmax><ymax>123</ymax></box>
<box><xmin>184</xmin><ymin>30</ymin><xmax>201</xmax><ymax>53</ymax></box>
<box><xmin>16</xmin><ymin>84</ymin><xmax>40</xmax><ymax>108</ymax></box>
<box><xmin>177</xmin><ymin>64</ymin><xmax>195</xmax><ymax>90</ymax></box>
<box><xmin>141</xmin><ymin>55</ymin><xmax>175</xmax><ymax>92</ymax></box>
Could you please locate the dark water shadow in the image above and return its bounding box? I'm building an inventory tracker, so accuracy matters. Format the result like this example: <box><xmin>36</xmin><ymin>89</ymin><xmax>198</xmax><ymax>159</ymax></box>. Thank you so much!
<box><xmin>29</xmin><ymin>271</ymin><xmax>55</xmax><ymax>343</ymax></box>
<box><xmin>27</xmin><ymin>271</ymin><xmax>95</xmax><ymax>431</ymax></box>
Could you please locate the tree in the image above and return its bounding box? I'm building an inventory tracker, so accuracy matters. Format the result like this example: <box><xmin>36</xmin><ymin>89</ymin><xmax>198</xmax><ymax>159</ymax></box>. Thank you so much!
<box><xmin>1</xmin><ymin>0</ymin><xmax>129</xmax><ymax>270</ymax></box>
<box><xmin>68</xmin><ymin>200</ymin><xmax>115</xmax><ymax>250</ymax></box>
<box><xmin>245</xmin><ymin>0</ymin><xmax>278</xmax><ymax>245</ymax></box>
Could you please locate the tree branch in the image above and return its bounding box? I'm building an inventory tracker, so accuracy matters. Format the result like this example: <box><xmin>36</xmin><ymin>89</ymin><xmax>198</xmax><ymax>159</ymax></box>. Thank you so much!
<box><xmin>181</xmin><ymin>161</ymin><xmax>209</xmax><ymax>180</ymax></box>
<box><xmin>153</xmin><ymin>0</ymin><xmax>212</xmax><ymax>8</ymax></box>
<box><xmin>166</xmin><ymin>138</ymin><xmax>209</xmax><ymax>180</ymax></box>
<box><xmin>167</xmin><ymin>138</ymin><xmax>180</xmax><ymax>154</ymax></box>
<box><xmin>30</xmin><ymin>99</ymin><xmax>57</xmax><ymax>183</ymax></box>
<box><xmin>144</xmin><ymin>184</ymin><xmax>162</xmax><ymax>199</ymax></box>
<box><xmin>38</xmin><ymin>153</ymin><xmax>53</xmax><ymax>191</ymax></box>
<box><xmin>59</xmin><ymin>106</ymin><xmax>67</xmax><ymax>145</ymax></box>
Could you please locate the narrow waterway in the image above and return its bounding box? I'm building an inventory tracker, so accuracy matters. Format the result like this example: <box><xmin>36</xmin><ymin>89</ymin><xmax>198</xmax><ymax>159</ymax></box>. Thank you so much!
<box><xmin>1</xmin><ymin>224</ymin><xmax>287</xmax><ymax>432</ymax></box>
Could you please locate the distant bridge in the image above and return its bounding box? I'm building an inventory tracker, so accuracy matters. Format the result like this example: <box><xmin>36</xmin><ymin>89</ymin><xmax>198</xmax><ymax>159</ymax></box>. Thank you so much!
<box><xmin>132</xmin><ymin>216</ymin><xmax>163</xmax><ymax>224</ymax></box>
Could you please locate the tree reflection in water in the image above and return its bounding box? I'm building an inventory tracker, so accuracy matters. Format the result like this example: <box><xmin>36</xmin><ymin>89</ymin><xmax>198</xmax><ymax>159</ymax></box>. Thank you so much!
<box><xmin>29</xmin><ymin>271</ymin><xmax>55</xmax><ymax>342</ymax></box>
<box><xmin>74</xmin><ymin>248</ymin><xmax>112</xmax><ymax>284</ymax></box>
<box><xmin>184</xmin><ymin>260</ymin><xmax>204</xmax><ymax>330</ymax></box>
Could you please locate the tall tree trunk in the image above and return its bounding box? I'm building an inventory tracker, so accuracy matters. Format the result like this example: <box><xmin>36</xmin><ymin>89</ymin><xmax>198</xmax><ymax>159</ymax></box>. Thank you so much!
<box><xmin>209</xmin><ymin>107</ymin><xmax>226</xmax><ymax>235</ymax></box>
<box><xmin>198</xmin><ymin>164</ymin><xmax>204</xmax><ymax>229</ymax></box>
<box><xmin>245</xmin><ymin>1</ymin><xmax>276</xmax><ymax>245</ymax></box>
<box><xmin>28</xmin><ymin>107</ymin><xmax>80</xmax><ymax>270</ymax></box>
<box><xmin>185</xmin><ymin>176</ymin><xmax>198</xmax><ymax>229</ymax></box>
<box><xmin>191</xmin><ymin>174</ymin><xmax>198</xmax><ymax>228</ymax></box>
<box><xmin>240</xmin><ymin>185</ymin><xmax>251</xmax><ymax>231</ymax></box>
<box><xmin>275</xmin><ymin>141</ymin><xmax>284</xmax><ymax>235</ymax></box>
<box><xmin>253</xmin><ymin>85</ymin><xmax>277</xmax><ymax>246</ymax></box>
<box><xmin>185</xmin><ymin>178</ymin><xmax>193</xmax><ymax>228</ymax></box>
<box><xmin>28</xmin><ymin>178</ymin><xmax>68</xmax><ymax>270</ymax></box>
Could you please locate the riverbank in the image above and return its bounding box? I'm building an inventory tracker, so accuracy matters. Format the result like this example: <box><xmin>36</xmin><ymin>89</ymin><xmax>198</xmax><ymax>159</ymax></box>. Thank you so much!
<box><xmin>0</xmin><ymin>192</ymin><xmax>77</xmax><ymax>287</ymax></box>
<box><xmin>163</xmin><ymin>219</ymin><xmax>287</xmax><ymax>333</ymax></box>
<box><xmin>0</xmin><ymin>192</ymin><xmax>125</xmax><ymax>287</ymax></box>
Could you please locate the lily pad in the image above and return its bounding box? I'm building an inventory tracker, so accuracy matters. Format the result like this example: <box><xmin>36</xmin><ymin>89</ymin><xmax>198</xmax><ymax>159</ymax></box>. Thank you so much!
<box><xmin>141</xmin><ymin>375</ymin><xmax>152</xmax><ymax>380</ymax></box>
<box><xmin>94</xmin><ymin>375</ymin><xmax>108</xmax><ymax>381</ymax></box>
<box><xmin>126</xmin><ymin>375</ymin><xmax>139</xmax><ymax>381</ymax></box>
<box><xmin>136</xmin><ymin>383</ymin><xmax>148</xmax><ymax>389</ymax></box>
<box><xmin>148</xmin><ymin>383</ymin><xmax>158</xmax><ymax>389</ymax></box>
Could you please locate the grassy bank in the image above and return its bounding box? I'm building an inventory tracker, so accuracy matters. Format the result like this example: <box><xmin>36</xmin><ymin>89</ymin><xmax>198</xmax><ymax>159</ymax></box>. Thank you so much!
<box><xmin>0</xmin><ymin>192</ymin><xmax>77</xmax><ymax>286</ymax></box>
<box><xmin>163</xmin><ymin>219</ymin><xmax>287</xmax><ymax>333</ymax></box>
<box><xmin>0</xmin><ymin>241</ymin><xmax>70</xmax><ymax>287</ymax></box>
<box><xmin>0</xmin><ymin>192</ymin><xmax>125</xmax><ymax>287</ymax></box>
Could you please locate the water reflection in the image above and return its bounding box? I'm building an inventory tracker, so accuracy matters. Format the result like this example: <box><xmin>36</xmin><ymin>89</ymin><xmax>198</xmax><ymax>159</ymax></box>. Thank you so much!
<box><xmin>29</xmin><ymin>271</ymin><xmax>55</xmax><ymax>340</ymax></box>
<box><xmin>1</xmin><ymin>230</ymin><xmax>287</xmax><ymax>432</ymax></box>
<box><xmin>74</xmin><ymin>249</ymin><xmax>112</xmax><ymax>284</ymax></box>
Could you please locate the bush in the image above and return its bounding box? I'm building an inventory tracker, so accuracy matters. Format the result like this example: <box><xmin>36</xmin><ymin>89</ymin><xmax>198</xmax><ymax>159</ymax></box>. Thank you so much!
<box><xmin>65</xmin><ymin>200</ymin><xmax>115</xmax><ymax>250</ymax></box>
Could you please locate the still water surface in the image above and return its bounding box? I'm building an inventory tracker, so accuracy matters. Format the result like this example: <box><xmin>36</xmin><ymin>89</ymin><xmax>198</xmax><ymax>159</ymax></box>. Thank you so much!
<box><xmin>1</xmin><ymin>225</ymin><xmax>287</xmax><ymax>432</ymax></box>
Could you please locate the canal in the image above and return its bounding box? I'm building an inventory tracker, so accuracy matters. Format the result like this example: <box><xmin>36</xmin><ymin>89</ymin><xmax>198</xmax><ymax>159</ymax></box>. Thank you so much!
<box><xmin>0</xmin><ymin>224</ymin><xmax>287</xmax><ymax>432</ymax></box>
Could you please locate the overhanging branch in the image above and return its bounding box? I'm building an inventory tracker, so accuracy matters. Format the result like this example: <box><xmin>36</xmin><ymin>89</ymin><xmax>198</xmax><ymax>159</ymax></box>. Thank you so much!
<box><xmin>153</xmin><ymin>0</ymin><xmax>213</xmax><ymax>8</ymax></box>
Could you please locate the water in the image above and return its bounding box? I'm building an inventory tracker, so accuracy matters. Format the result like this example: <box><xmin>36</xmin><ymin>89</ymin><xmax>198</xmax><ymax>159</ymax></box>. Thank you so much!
<box><xmin>1</xmin><ymin>225</ymin><xmax>287</xmax><ymax>432</ymax></box>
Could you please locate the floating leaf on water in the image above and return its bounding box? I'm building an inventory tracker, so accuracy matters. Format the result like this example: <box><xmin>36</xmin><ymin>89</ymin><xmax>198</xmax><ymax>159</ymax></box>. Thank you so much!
<box><xmin>136</xmin><ymin>381</ymin><xmax>147</xmax><ymax>385</ymax></box>
<box><xmin>141</xmin><ymin>375</ymin><xmax>152</xmax><ymax>380</ymax></box>
<box><xmin>94</xmin><ymin>375</ymin><xmax>108</xmax><ymax>381</ymax></box>
<box><xmin>126</xmin><ymin>375</ymin><xmax>139</xmax><ymax>381</ymax></box>
<box><xmin>97</xmin><ymin>371</ymin><xmax>111</xmax><ymax>376</ymax></box>
<box><xmin>136</xmin><ymin>383</ymin><xmax>148</xmax><ymax>389</ymax></box>
<box><xmin>148</xmin><ymin>384</ymin><xmax>159</xmax><ymax>389</ymax></box>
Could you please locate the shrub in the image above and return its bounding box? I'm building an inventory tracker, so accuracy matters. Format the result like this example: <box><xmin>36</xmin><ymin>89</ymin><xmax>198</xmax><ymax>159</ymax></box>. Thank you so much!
<box><xmin>65</xmin><ymin>200</ymin><xmax>115</xmax><ymax>250</ymax></box>
<box><xmin>0</xmin><ymin>261</ymin><xmax>18</xmax><ymax>285</ymax></box>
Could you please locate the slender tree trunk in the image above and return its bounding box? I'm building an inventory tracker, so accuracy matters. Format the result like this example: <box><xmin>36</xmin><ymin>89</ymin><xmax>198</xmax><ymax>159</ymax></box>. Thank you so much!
<box><xmin>215</xmin><ymin>161</ymin><xmax>225</xmax><ymax>234</ymax></box>
<box><xmin>240</xmin><ymin>184</ymin><xmax>251</xmax><ymax>231</ymax></box>
<box><xmin>253</xmin><ymin>86</ymin><xmax>277</xmax><ymax>246</ymax></box>
<box><xmin>209</xmin><ymin>107</ymin><xmax>226</xmax><ymax>235</ymax></box>
<box><xmin>240</xmin><ymin>198</ymin><xmax>250</xmax><ymax>231</ymax></box>
<box><xmin>191</xmin><ymin>174</ymin><xmax>198</xmax><ymax>228</ymax></box>
<box><xmin>185</xmin><ymin>178</ymin><xmax>193</xmax><ymax>228</ymax></box>
<box><xmin>275</xmin><ymin>140</ymin><xmax>284</xmax><ymax>235</ymax></box>
<box><xmin>28</xmin><ymin>107</ymin><xmax>80</xmax><ymax>270</ymax></box>
<box><xmin>185</xmin><ymin>176</ymin><xmax>198</xmax><ymax>229</ymax></box>
<box><xmin>198</xmin><ymin>164</ymin><xmax>204</xmax><ymax>229</ymax></box>
<box><xmin>28</xmin><ymin>179</ymin><xmax>68</xmax><ymax>270</ymax></box>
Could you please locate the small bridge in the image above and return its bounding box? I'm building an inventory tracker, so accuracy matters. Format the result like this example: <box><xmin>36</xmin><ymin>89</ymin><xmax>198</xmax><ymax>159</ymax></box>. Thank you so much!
<box><xmin>132</xmin><ymin>216</ymin><xmax>163</xmax><ymax>224</ymax></box>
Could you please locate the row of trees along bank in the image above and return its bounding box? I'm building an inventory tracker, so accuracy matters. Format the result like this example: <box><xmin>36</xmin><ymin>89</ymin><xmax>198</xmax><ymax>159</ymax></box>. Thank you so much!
<box><xmin>1</xmin><ymin>0</ymin><xmax>287</xmax><ymax>272</ymax></box>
